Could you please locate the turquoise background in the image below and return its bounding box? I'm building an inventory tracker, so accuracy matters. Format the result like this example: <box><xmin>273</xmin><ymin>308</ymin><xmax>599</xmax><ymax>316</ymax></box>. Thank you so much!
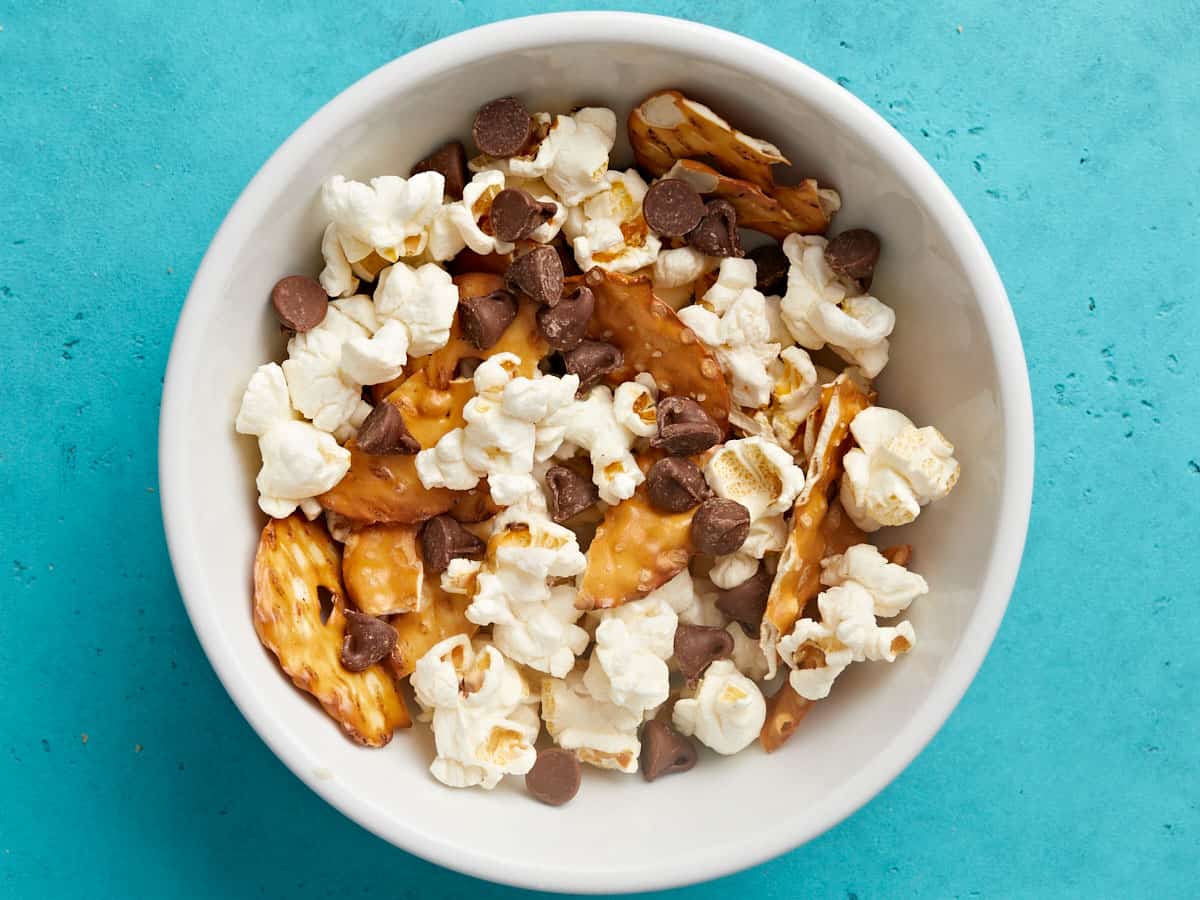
<box><xmin>1</xmin><ymin>0</ymin><xmax>1196</xmax><ymax>896</ymax></box>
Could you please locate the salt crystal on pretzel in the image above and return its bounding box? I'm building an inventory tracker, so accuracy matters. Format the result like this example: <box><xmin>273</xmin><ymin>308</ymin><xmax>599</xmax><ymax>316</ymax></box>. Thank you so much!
<box><xmin>341</xmin><ymin>523</ymin><xmax>424</xmax><ymax>616</ymax></box>
<box><xmin>253</xmin><ymin>515</ymin><xmax>410</xmax><ymax>746</ymax></box>
<box><xmin>582</xmin><ymin>267</ymin><xmax>732</xmax><ymax>428</ymax></box>
<box><xmin>318</xmin><ymin>370</ymin><xmax>472</xmax><ymax>524</ymax></box>
<box><xmin>760</xmin><ymin>375</ymin><xmax>871</xmax><ymax>675</ymax></box>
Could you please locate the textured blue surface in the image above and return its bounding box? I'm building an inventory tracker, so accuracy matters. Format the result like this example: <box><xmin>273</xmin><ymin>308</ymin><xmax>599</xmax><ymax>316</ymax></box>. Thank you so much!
<box><xmin>2</xmin><ymin>1</ymin><xmax>1197</xmax><ymax>897</ymax></box>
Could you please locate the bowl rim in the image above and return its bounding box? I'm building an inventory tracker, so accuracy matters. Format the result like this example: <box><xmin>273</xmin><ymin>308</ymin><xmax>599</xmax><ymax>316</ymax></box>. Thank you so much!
<box><xmin>160</xmin><ymin>11</ymin><xmax>1034</xmax><ymax>894</ymax></box>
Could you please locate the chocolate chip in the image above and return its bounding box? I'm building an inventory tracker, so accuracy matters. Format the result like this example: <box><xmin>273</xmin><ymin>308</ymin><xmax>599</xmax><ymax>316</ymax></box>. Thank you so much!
<box><xmin>640</xmin><ymin>720</ymin><xmax>697</xmax><ymax>782</ymax></box>
<box><xmin>340</xmin><ymin>610</ymin><xmax>398</xmax><ymax>672</ymax></box>
<box><xmin>691</xmin><ymin>498</ymin><xmax>751</xmax><ymax>555</ymax></box>
<box><xmin>536</xmin><ymin>285</ymin><xmax>594</xmax><ymax>351</ymax></box>
<box><xmin>472</xmin><ymin>96</ymin><xmax>533</xmax><ymax>158</ymax></box>
<box><xmin>420</xmin><ymin>515</ymin><xmax>486</xmax><ymax>574</ymax></box>
<box><xmin>646</xmin><ymin>458</ymin><xmax>710</xmax><ymax>513</ymax></box>
<box><xmin>651</xmin><ymin>396</ymin><xmax>722</xmax><ymax>456</ymax></box>
<box><xmin>355</xmin><ymin>403</ymin><xmax>420</xmax><ymax>455</ymax></box>
<box><xmin>749</xmin><ymin>243</ymin><xmax>790</xmax><ymax>295</ymax></box>
<box><xmin>642</xmin><ymin>178</ymin><xmax>706</xmax><ymax>237</ymax></box>
<box><xmin>459</xmin><ymin>289</ymin><xmax>518</xmax><ymax>350</ymax></box>
<box><xmin>525</xmin><ymin>747</ymin><xmax>581</xmax><ymax>806</ymax></box>
<box><xmin>410</xmin><ymin>141</ymin><xmax>468</xmax><ymax>200</ymax></box>
<box><xmin>824</xmin><ymin>228</ymin><xmax>881</xmax><ymax>281</ymax></box>
<box><xmin>506</xmin><ymin>245</ymin><xmax>564</xmax><ymax>306</ymax></box>
<box><xmin>490</xmin><ymin>188</ymin><xmax>557</xmax><ymax>242</ymax></box>
<box><xmin>685</xmin><ymin>199</ymin><xmax>744</xmax><ymax>258</ymax></box>
<box><xmin>545</xmin><ymin>465</ymin><xmax>599</xmax><ymax>523</ymax></box>
<box><xmin>270</xmin><ymin>275</ymin><xmax>328</xmax><ymax>332</ymax></box>
<box><xmin>551</xmin><ymin>233</ymin><xmax>582</xmax><ymax>277</ymax></box>
<box><xmin>674</xmin><ymin>624</ymin><xmax>734</xmax><ymax>682</ymax></box>
<box><xmin>562</xmin><ymin>340</ymin><xmax>622</xmax><ymax>392</ymax></box>
<box><xmin>715</xmin><ymin>566</ymin><xmax>773</xmax><ymax>636</ymax></box>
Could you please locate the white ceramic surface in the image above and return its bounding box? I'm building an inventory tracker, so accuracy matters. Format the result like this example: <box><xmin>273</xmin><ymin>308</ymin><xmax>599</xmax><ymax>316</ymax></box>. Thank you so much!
<box><xmin>160</xmin><ymin>13</ymin><xmax>1033</xmax><ymax>895</ymax></box>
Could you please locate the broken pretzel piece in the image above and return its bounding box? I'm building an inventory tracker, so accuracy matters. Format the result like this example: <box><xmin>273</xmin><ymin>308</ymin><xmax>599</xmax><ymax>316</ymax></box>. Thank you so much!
<box><xmin>664</xmin><ymin>159</ymin><xmax>836</xmax><ymax>239</ymax></box>
<box><xmin>762</xmin><ymin>375</ymin><xmax>871</xmax><ymax>672</ymax></box>
<box><xmin>576</xmin><ymin>453</ymin><xmax>696</xmax><ymax>610</ymax></box>
<box><xmin>253</xmin><ymin>515</ymin><xmax>410</xmax><ymax>746</ymax></box>
<box><xmin>342</xmin><ymin>523</ymin><xmax>424</xmax><ymax>617</ymax></box>
<box><xmin>759</xmin><ymin>682</ymin><xmax>814</xmax><ymax>753</ymax></box>
<box><xmin>387</xmin><ymin>579</ymin><xmax>477</xmax><ymax>679</ymax></box>
<box><xmin>582</xmin><ymin>267</ymin><xmax>731</xmax><ymax>428</ymax></box>
<box><xmin>319</xmin><ymin>371</ymin><xmax>473</xmax><ymax>524</ymax></box>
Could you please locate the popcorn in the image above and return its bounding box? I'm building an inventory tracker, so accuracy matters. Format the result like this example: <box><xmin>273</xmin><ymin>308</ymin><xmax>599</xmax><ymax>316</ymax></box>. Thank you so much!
<box><xmin>479</xmin><ymin>108</ymin><xmax>617</xmax><ymax>206</ymax></box>
<box><xmin>778</xmin><ymin>543</ymin><xmax>927</xmax><ymax>700</ymax></box>
<box><xmin>672</xmin><ymin>659</ymin><xmax>766</xmax><ymax>755</ymax></box>
<box><xmin>550</xmin><ymin>386</ymin><xmax>644</xmax><ymax>505</ymax></box>
<box><xmin>653</xmin><ymin>569</ymin><xmax>725</xmax><ymax>628</ymax></box>
<box><xmin>542</xmin><ymin>671</ymin><xmax>641</xmax><ymax>773</ymax></box>
<box><xmin>564</xmin><ymin>169</ymin><xmax>662</xmax><ymax>274</ymax></box>
<box><xmin>653</xmin><ymin>245</ymin><xmax>717</xmax><ymax>290</ymax></box>
<box><xmin>320</xmin><ymin>172</ymin><xmax>445</xmax><ymax>263</ymax></box>
<box><xmin>236</xmin><ymin>363</ymin><xmax>351</xmax><ymax>518</ymax></box>
<box><xmin>466</xmin><ymin>504</ymin><xmax>589</xmax><ymax>677</ymax></box>
<box><xmin>318</xmin><ymin>222</ymin><xmax>359</xmax><ymax>298</ymax></box>
<box><xmin>612</xmin><ymin>380</ymin><xmax>658</xmax><ymax>438</ymax></box>
<box><xmin>427</xmin><ymin>170</ymin><xmax>520</xmax><ymax>261</ymax></box>
<box><xmin>768</xmin><ymin>345</ymin><xmax>822</xmax><ymax>444</ymax></box>
<box><xmin>727</xmin><ymin>622</ymin><xmax>770</xmax><ymax>682</ymax></box>
<box><xmin>704</xmin><ymin>436</ymin><xmax>805</xmax><ymax>588</ymax></box>
<box><xmin>583</xmin><ymin>586</ymin><xmax>679</xmax><ymax>718</ymax></box>
<box><xmin>839</xmin><ymin>406</ymin><xmax>960</xmax><ymax>532</ymax></box>
<box><xmin>412</xmin><ymin>635</ymin><xmax>540</xmax><ymax>789</ymax></box>
<box><xmin>779</xmin><ymin>234</ymin><xmax>895</xmax><ymax>378</ymax></box>
<box><xmin>440</xmin><ymin>557</ymin><xmax>482</xmax><ymax>596</ymax></box>
<box><xmin>678</xmin><ymin>259</ymin><xmax>782</xmax><ymax>408</ymax></box>
<box><xmin>416</xmin><ymin>354</ymin><xmax>580</xmax><ymax>506</ymax></box>
<box><xmin>282</xmin><ymin>304</ymin><xmax>372</xmax><ymax>433</ymax></box>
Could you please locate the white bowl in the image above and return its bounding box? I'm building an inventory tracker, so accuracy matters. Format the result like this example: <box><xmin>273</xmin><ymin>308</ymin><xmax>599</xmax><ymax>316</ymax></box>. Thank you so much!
<box><xmin>160</xmin><ymin>12</ymin><xmax>1033</xmax><ymax>894</ymax></box>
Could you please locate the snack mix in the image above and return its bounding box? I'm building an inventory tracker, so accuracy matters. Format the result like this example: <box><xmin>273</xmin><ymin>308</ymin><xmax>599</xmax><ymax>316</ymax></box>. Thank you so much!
<box><xmin>238</xmin><ymin>91</ymin><xmax>961</xmax><ymax>804</ymax></box>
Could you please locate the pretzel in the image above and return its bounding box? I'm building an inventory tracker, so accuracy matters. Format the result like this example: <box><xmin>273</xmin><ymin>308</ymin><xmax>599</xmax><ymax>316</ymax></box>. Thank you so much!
<box><xmin>882</xmin><ymin>544</ymin><xmax>913</xmax><ymax>567</ymax></box>
<box><xmin>762</xmin><ymin>375</ymin><xmax>871</xmax><ymax>668</ymax></box>
<box><xmin>342</xmin><ymin>523</ymin><xmax>424</xmax><ymax>617</ymax></box>
<box><xmin>575</xmin><ymin>453</ymin><xmax>695</xmax><ymax>610</ymax></box>
<box><xmin>420</xmin><ymin>272</ymin><xmax>548</xmax><ymax>390</ymax></box>
<box><xmin>629</xmin><ymin>91</ymin><xmax>838</xmax><ymax>236</ymax></box>
<box><xmin>387</xmin><ymin>579</ymin><xmax>477</xmax><ymax>679</ymax></box>
<box><xmin>318</xmin><ymin>371</ymin><xmax>473</xmax><ymax>523</ymax></box>
<box><xmin>663</xmin><ymin>159</ymin><xmax>834</xmax><ymax>239</ymax></box>
<box><xmin>582</xmin><ymin>267</ymin><xmax>732</xmax><ymax>427</ymax></box>
<box><xmin>253</xmin><ymin>515</ymin><xmax>410</xmax><ymax>746</ymax></box>
<box><xmin>759</xmin><ymin>682</ymin><xmax>814</xmax><ymax>753</ymax></box>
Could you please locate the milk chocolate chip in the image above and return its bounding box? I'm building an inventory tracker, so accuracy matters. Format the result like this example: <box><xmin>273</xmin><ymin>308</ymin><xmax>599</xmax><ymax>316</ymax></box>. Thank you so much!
<box><xmin>536</xmin><ymin>285</ymin><xmax>594</xmax><ymax>351</ymax></box>
<box><xmin>562</xmin><ymin>340</ymin><xmax>622</xmax><ymax>392</ymax></box>
<box><xmin>270</xmin><ymin>275</ymin><xmax>328</xmax><ymax>332</ymax></box>
<box><xmin>715</xmin><ymin>565</ymin><xmax>773</xmax><ymax>636</ymax></box>
<box><xmin>472</xmin><ymin>96</ymin><xmax>533</xmax><ymax>158</ymax></box>
<box><xmin>340</xmin><ymin>610</ymin><xmax>398</xmax><ymax>672</ymax></box>
<box><xmin>749</xmin><ymin>243</ymin><xmax>790</xmax><ymax>295</ymax></box>
<box><xmin>506</xmin><ymin>245</ymin><xmax>564</xmax><ymax>306</ymax></box>
<box><xmin>646</xmin><ymin>458</ymin><xmax>710</xmax><ymax>513</ymax></box>
<box><xmin>410</xmin><ymin>141</ymin><xmax>468</xmax><ymax>200</ymax></box>
<box><xmin>491</xmin><ymin>188</ymin><xmax>557</xmax><ymax>242</ymax></box>
<box><xmin>459</xmin><ymin>289</ymin><xmax>518</xmax><ymax>350</ymax></box>
<box><xmin>525</xmin><ymin>747</ymin><xmax>581</xmax><ymax>806</ymax></box>
<box><xmin>824</xmin><ymin>228</ymin><xmax>881</xmax><ymax>281</ymax></box>
<box><xmin>420</xmin><ymin>515</ymin><xmax>486</xmax><ymax>574</ymax></box>
<box><xmin>673</xmin><ymin>624</ymin><xmax>734</xmax><ymax>682</ymax></box>
<box><xmin>691</xmin><ymin>498</ymin><xmax>751</xmax><ymax>556</ymax></box>
<box><xmin>355</xmin><ymin>403</ymin><xmax>420</xmax><ymax>455</ymax></box>
<box><xmin>686</xmin><ymin>199</ymin><xmax>744</xmax><ymax>258</ymax></box>
<box><xmin>651</xmin><ymin>396</ymin><xmax>722</xmax><ymax>456</ymax></box>
<box><xmin>640</xmin><ymin>720</ymin><xmax>698</xmax><ymax>782</ymax></box>
<box><xmin>642</xmin><ymin>178</ymin><xmax>705</xmax><ymax>237</ymax></box>
<box><xmin>545</xmin><ymin>465</ymin><xmax>599</xmax><ymax>523</ymax></box>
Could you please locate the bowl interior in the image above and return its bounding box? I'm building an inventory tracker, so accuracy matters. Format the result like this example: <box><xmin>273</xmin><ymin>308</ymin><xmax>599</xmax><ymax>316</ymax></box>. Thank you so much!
<box><xmin>162</xmin><ymin>17</ymin><xmax>1029</xmax><ymax>894</ymax></box>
